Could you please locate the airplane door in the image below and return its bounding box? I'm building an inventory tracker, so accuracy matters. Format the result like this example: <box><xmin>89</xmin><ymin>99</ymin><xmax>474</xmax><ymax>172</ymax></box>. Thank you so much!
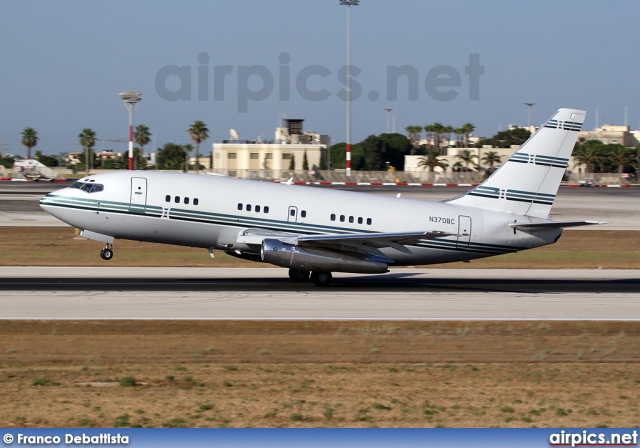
<box><xmin>129</xmin><ymin>177</ymin><xmax>148</xmax><ymax>214</ymax></box>
<box><xmin>287</xmin><ymin>206</ymin><xmax>298</xmax><ymax>223</ymax></box>
<box><xmin>457</xmin><ymin>215</ymin><xmax>472</xmax><ymax>249</ymax></box>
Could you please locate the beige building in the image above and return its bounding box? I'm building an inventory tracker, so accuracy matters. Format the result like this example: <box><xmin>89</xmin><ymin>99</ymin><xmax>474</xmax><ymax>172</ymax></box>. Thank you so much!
<box><xmin>211</xmin><ymin>119</ymin><xmax>327</xmax><ymax>178</ymax></box>
<box><xmin>578</xmin><ymin>124</ymin><xmax>639</xmax><ymax>147</ymax></box>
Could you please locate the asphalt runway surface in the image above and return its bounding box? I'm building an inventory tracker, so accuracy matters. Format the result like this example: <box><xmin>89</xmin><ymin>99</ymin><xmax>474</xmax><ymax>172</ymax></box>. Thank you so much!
<box><xmin>0</xmin><ymin>267</ymin><xmax>638</xmax><ymax>320</ymax></box>
<box><xmin>1</xmin><ymin>182</ymin><xmax>638</xmax><ymax>229</ymax></box>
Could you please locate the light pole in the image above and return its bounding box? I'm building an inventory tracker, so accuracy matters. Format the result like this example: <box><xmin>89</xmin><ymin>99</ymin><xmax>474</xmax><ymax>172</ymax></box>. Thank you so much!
<box><xmin>384</xmin><ymin>107</ymin><xmax>393</xmax><ymax>133</ymax></box>
<box><xmin>340</xmin><ymin>0</ymin><xmax>359</xmax><ymax>176</ymax></box>
<box><xmin>119</xmin><ymin>91</ymin><xmax>141</xmax><ymax>170</ymax></box>
<box><xmin>524</xmin><ymin>102</ymin><xmax>535</xmax><ymax>128</ymax></box>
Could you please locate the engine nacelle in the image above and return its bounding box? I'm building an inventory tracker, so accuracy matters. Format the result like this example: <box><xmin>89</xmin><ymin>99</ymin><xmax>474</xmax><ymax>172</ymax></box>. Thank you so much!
<box><xmin>260</xmin><ymin>238</ymin><xmax>388</xmax><ymax>274</ymax></box>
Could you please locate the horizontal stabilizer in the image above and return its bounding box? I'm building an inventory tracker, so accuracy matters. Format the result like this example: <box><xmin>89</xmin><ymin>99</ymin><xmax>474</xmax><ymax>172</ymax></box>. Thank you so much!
<box><xmin>509</xmin><ymin>220</ymin><xmax>606</xmax><ymax>230</ymax></box>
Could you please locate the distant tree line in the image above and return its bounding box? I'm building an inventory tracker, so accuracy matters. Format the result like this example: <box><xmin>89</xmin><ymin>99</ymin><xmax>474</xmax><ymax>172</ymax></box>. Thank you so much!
<box><xmin>572</xmin><ymin>140</ymin><xmax>638</xmax><ymax>175</ymax></box>
<box><xmin>10</xmin><ymin>122</ymin><xmax>640</xmax><ymax>178</ymax></box>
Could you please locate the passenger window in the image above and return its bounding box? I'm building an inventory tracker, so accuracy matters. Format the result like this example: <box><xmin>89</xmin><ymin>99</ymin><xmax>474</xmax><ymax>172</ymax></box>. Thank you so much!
<box><xmin>340</xmin><ymin>215</ymin><xmax>345</xmax><ymax>222</ymax></box>
<box><xmin>184</xmin><ymin>197</ymin><xmax>190</xmax><ymax>205</ymax></box>
<box><xmin>193</xmin><ymin>198</ymin><xmax>199</xmax><ymax>206</ymax></box>
<box><xmin>255</xmin><ymin>205</ymin><xmax>261</xmax><ymax>213</ymax></box>
<box><xmin>237</xmin><ymin>203</ymin><xmax>243</xmax><ymax>210</ymax></box>
<box><xmin>290</xmin><ymin>209</ymin><xmax>296</xmax><ymax>217</ymax></box>
<box><xmin>331</xmin><ymin>214</ymin><xmax>336</xmax><ymax>221</ymax></box>
<box><xmin>246</xmin><ymin>204</ymin><xmax>252</xmax><ymax>211</ymax></box>
<box><xmin>175</xmin><ymin>196</ymin><xmax>180</xmax><ymax>203</ymax></box>
<box><xmin>264</xmin><ymin>206</ymin><xmax>269</xmax><ymax>213</ymax></box>
<box><xmin>301</xmin><ymin>210</ymin><xmax>307</xmax><ymax>218</ymax></box>
<box><xmin>358</xmin><ymin>217</ymin><xmax>363</xmax><ymax>224</ymax></box>
<box><xmin>349</xmin><ymin>216</ymin><xmax>354</xmax><ymax>223</ymax></box>
<box><xmin>367</xmin><ymin>218</ymin><xmax>372</xmax><ymax>225</ymax></box>
<box><xmin>165</xmin><ymin>195</ymin><xmax>171</xmax><ymax>202</ymax></box>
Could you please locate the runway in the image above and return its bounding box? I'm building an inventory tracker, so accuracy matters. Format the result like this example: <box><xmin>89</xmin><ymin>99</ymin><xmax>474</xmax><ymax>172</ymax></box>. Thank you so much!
<box><xmin>1</xmin><ymin>267</ymin><xmax>638</xmax><ymax>320</ymax></box>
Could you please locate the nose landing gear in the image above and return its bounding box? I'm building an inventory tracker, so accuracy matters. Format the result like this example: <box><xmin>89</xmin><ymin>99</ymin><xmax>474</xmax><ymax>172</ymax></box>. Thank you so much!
<box><xmin>100</xmin><ymin>244</ymin><xmax>113</xmax><ymax>260</ymax></box>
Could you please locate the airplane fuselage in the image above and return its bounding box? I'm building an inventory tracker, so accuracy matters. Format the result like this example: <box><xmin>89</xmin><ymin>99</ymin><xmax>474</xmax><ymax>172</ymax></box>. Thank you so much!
<box><xmin>40</xmin><ymin>171</ymin><xmax>560</xmax><ymax>266</ymax></box>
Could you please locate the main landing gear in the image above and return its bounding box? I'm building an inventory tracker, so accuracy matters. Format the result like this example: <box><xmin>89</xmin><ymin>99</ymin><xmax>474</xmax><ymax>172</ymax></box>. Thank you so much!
<box><xmin>288</xmin><ymin>269</ymin><xmax>310</xmax><ymax>282</ymax></box>
<box><xmin>288</xmin><ymin>269</ymin><xmax>333</xmax><ymax>286</ymax></box>
<box><xmin>100</xmin><ymin>244</ymin><xmax>113</xmax><ymax>261</ymax></box>
<box><xmin>310</xmin><ymin>271</ymin><xmax>332</xmax><ymax>287</ymax></box>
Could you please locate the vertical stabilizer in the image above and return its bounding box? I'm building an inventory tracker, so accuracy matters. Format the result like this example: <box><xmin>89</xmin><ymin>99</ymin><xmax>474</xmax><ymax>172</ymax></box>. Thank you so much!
<box><xmin>448</xmin><ymin>108</ymin><xmax>586</xmax><ymax>218</ymax></box>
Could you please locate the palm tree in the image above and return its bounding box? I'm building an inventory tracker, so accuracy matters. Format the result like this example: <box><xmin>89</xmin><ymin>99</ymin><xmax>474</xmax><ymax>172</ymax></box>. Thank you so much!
<box><xmin>456</xmin><ymin>149</ymin><xmax>477</xmax><ymax>171</ymax></box>
<box><xmin>429</xmin><ymin>123</ymin><xmax>446</xmax><ymax>152</ymax></box>
<box><xmin>442</xmin><ymin>125</ymin><xmax>454</xmax><ymax>154</ymax></box>
<box><xmin>481</xmin><ymin>150</ymin><xmax>502</xmax><ymax>173</ymax></box>
<box><xmin>611</xmin><ymin>147</ymin><xmax>631</xmax><ymax>174</ymax></box>
<box><xmin>423</xmin><ymin>124</ymin><xmax>435</xmax><ymax>148</ymax></box>
<box><xmin>404</xmin><ymin>125</ymin><xmax>422</xmax><ymax>155</ymax></box>
<box><xmin>187</xmin><ymin>121</ymin><xmax>209</xmax><ymax>174</ymax></box>
<box><xmin>134</xmin><ymin>124</ymin><xmax>152</xmax><ymax>170</ymax></box>
<box><xmin>183</xmin><ymin>143</ymin><xmax>193</xmax><ymax>172</ymax></box>
<box><xmin>21</xmin><ymin>127</ymin><xmax>39</xmax><ymax>159</ymax></box>
<box><xmin>453</xmin><ymin>127</ymin><xmax>465</xmax><ymax>148</ymax></box>
<box><xmin>573</xmin><ymin>146</ymin><xmax>603</xmax><ymax>174</ymax></box>
<box><xmin>78</xmin><ymin>128</ymin><xmax>96</xmax><ymax>176</ymax></box>
<box><xmin>417</xmin><ymin>150</ymin><xmax>448</xmax><ymax>172</ymax></box>
<box><xmin>462</xmin><ymin>123</ymin><xmax>475</xmax><ymax>148</ymax></box>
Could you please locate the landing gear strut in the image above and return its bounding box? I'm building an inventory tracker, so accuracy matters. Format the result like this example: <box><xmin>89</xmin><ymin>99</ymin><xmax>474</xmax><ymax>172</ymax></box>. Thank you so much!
<box><xmin>100</xmin><ymin>244</ymin><xmax>113</xmax><ymax>261</ymax></box>
<box><xmin>288</xmin><ymin>269</ymin><xmax>310</xmax><ymax>282</ymax></box>
<box><xmin>310</xmin><ymin>271</ymin><xmax>332</xmax><ymax>287</ymax></box>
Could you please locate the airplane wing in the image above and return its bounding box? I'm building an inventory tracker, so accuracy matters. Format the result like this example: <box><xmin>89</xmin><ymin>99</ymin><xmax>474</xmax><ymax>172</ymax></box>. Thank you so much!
<box><xmin>509</xmin><ymin>220</ymin><xmax>606</xmax><ymax>230</ymax></box>
<box><xmin>237</xmin><ymin>229</ymin><xmax>454</xmax><ymax>255</ymax></box>
<box><xmin>294</xmin><ymin>231</ymin><xmax>453</xmax><ymax>253</ymax></box>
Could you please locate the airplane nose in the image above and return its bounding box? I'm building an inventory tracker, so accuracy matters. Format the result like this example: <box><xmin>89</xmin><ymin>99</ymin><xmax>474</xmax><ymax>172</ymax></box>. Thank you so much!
<box><xmin>40</xmin><ymin>193</ymin><xmax>65</xmax><ymax>221</ymax></box>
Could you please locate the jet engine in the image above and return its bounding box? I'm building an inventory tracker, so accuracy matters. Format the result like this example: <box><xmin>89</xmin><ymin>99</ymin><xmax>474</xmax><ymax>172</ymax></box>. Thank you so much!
<box><xmin>260</xmin><ymin>238</ymin><xmax>388</xmax><ymax>274</ymax></box>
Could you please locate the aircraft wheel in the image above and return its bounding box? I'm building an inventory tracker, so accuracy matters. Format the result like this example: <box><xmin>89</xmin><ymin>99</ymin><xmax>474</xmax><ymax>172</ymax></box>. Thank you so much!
<box><xmin>310</xmin><ymin>271</ymin><xmax>332</xmax><ymax>287</ymax></box>
<box><xmin>288</xmin><ymin>269</ymin><xmax>310</xmax><ymax>282</ymax></box>
<box><xmin>100</xmin><ymin>248</ymin><xmax>113</xmax><ymax>260</ymax></box>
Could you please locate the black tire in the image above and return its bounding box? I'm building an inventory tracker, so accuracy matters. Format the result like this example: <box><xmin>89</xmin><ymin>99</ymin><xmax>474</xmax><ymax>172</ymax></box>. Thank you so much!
<box><xmin>288</xmin><ymin>269</ymin><xmax>310</xmax><ymax>282</ymax></box>
<box><xmin>100</xmin><ymin>248</ymin><xmax>113</xmax><ymax>260</ymax></box>
<box><xmin>310</xmin><ymin>271</ymin><xmax>332</xmax><ymax>287</ymax></box>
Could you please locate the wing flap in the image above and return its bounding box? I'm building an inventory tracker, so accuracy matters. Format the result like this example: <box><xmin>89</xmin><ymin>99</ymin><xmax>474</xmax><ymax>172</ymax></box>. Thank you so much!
<box><xmin>296</xmin><ymin>230</ymin><xmax>453</xmax><ymax>245</ymax></box>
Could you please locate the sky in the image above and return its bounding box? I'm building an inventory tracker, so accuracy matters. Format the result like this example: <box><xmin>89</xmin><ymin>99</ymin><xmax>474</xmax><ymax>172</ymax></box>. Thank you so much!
<box><xmin>1</xmin><ymin>0</ymin><xmax>639</xmax><ymax>156</ymax></box>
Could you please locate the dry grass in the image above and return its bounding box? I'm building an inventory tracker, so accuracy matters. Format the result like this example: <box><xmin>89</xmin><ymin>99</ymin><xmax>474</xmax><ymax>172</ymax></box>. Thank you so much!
<box><xmin>1</xmin><ymin>229</ymin><xmax>639</xmax><ymax>427</ymax></box>
<box><xmin>1</xmin><ymin>321</ymin><xmax>640</xmax><ymax>428</ymax></box>
<box><xmin>0</xmin><ymin>227</ymin><xmax>639</xmax><ymax>269</ymax></box>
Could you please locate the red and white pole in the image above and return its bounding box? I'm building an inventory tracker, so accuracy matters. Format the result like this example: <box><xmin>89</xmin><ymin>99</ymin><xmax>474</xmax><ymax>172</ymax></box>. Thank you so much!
<box><xmin>345</xmin><ymin>3</ymin><xmax>351</xmax><ymax>177</ymax></box>
<box><xmin>128</xmin><ymin>112</ymin><xmax>134</xmax><ymax>170</ymax></box>
<box><xmin>119</xmin><ymin>91</ymin><xmax>141</xmax><ymax>171</ymax></box>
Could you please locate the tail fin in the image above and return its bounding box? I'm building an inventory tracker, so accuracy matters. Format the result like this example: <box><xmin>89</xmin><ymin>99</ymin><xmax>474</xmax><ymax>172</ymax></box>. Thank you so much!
<box><xmin>448</xmin><ymin>108</ymin><xmax>586</xmax><ymax>218</ymax></box>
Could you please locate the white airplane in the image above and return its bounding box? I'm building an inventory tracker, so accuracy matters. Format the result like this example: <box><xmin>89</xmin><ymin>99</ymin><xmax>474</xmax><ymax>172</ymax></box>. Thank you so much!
<box><xmin>41</xmin><ymin>108</ymin><xmax>601</xmax><ymax>286</ymax></box>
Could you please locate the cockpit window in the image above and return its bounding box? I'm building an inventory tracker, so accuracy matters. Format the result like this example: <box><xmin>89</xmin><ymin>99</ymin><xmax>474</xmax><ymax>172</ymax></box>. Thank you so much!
<box><xmin>71</xmin><ymin>182</ymin><xmax>104</xmax><ymax>193</ymax></box>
